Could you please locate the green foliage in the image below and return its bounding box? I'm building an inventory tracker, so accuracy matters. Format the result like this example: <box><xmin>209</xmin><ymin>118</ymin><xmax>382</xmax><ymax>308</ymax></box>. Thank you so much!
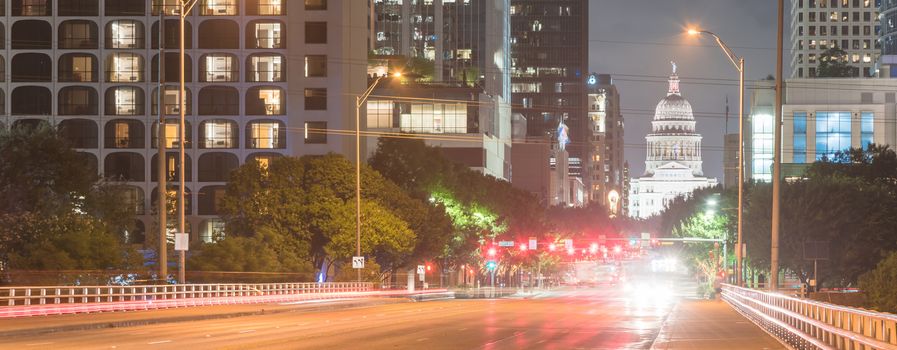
<box><xmin>817</xmin><ymin>48</ymin><xmax>856</xmax><ymax>78</ymax></box>
<box><xmin>189</xmin><ymin>227</ymin><xmax>312</xmax><ymax>273</ymax></box>
<box><xmin>0</xmin><ymin>124</ymin><xmax>95</xmax><ymax>214</ymax></box>
<box><xmin>205</xmin><ymin>154</ymin><xmax>430</xmax><ymax>275</ymax></box>
<box><xmin>369</xmin><ymin>138</ymin><xmax>549</xmax><ymax>268</ymax></box>
<box><xmin>806</xmin><ymin>144</ymin><xmax>897</xmax><ymax>181</ymax></box>
<box><xmin>1</xmin><ymin>213</ymin><xmax>142</xmax><ymax>270</ymax></box>
<box><xmin>0</xmin><ymin>125</ymin><xmax>141</xmax><ymax>271</ymax></box>
<box><xmin>859</xmin><ymin>252</ymin><xmax>897</xmax><ymax>313</ymax></box>
<box><xmin>744</xmin><ymin>173</ymin><xmax>897</xmax><ymax>287</ymax></box>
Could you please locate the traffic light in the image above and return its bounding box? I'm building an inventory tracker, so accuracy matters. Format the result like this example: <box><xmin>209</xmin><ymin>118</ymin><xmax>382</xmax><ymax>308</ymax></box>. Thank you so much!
<box><xmin>613</xmin><ymin>245</ymin><xmax>622</xmax><ymax>254</ymax></box>
<box><xmin>426</xmin><ymin>264</ymin><xmax>432</xmax><ymax>272</ymax></box>
<box><xmin>519</xmin><ymin>243</ymin><xmax>528</xmax><ymax>252</ymax></box>
<box><xmin>486</xmin><ymin>261</ymin><xmax>497</xmax><ymax>270</ymax></box>
<box><xmin>567</xmin><ymin>248</ymin><xmax>575</xmax><ymax>255</ymax></box>
<box><xmin>487</xmin><ymin>247</ymin><xmax>497</xmax><ymax>257</ymax></box>
<box><xmin>548</xmin><ymin>243</ymin><xmax>557</xmax><ymax>252</ymax></box>
<box><xmin>589</xmin><ymin>243</ymin><xmax>598</xmax><ymax>254</ymax></box>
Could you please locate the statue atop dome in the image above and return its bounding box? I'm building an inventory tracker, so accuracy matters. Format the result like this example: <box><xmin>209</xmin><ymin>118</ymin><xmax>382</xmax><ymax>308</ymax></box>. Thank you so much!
<box><xmin>671</xmin><ymin>61</ymin><xmax>677</xmax><ymax>74</ymax></box>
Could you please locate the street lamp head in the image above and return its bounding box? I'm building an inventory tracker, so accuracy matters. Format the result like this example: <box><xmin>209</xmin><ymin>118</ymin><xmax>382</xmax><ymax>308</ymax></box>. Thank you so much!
<box><xmin>687</xmin><ymin>28</ymin><xmax>701</xmax><ymax>36</ymax></box>
<box><xmin>392</xmin><ymin>71</ymin><xmax>403</xmax><ymax>78</ymax></box>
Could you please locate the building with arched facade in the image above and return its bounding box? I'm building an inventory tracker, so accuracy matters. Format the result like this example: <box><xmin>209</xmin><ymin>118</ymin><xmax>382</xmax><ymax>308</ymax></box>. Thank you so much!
<box><xmin>628</xmin><ymin>64</ymin><xmax>718</xmax><ymax>219</ymax></box>
<box><xmin>0</xmin><ymin>0</ymin><xmax>367</xmax><ymax>245</ymax></box>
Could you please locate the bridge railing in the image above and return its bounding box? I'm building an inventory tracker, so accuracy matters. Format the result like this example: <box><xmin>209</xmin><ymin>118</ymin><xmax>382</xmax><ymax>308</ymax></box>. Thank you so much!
<box><xmin>0</xmin><ymin>282</ymin><xmax>372</xmax><ymax>317</ymax></box>
<box><xmin>722</xmin><ymin>284</ymin><xmax>897</xmax><ymax>350</ymax></box>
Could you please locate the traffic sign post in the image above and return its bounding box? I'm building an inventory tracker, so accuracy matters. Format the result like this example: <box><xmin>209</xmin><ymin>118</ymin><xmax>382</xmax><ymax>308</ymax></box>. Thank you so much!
<box><xmin>528</xmin><ymin>237</ymin><xmax>537</xmax><ymax>251</ymax></box>
<box><xmin>417</xmin><ymin>265</ymin><xmax>425</xmax><ymax>282</ymax></box>
<box><xmin>352</xmin><ymin>256</ymin><xmax>365</xmax><ymax>269</ymax></box>
<box><xmin>564</xmin><ymin>239</ymin><xmax>573</xmax><ymax>250</ymax></box>
<box><xmin>174</xmin><ymin>233</ymin><xmax>189</xmax><ymax>251</ymax></box>
<box><xmin>498</xmin><ymin>241</ymin><xmax>514</xmax><ymax>247</ymax></box>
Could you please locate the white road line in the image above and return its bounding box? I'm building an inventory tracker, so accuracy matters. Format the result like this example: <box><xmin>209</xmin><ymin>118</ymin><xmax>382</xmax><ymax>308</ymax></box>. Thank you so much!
<box><xmin>458</xmin><ymin>328</ymin><xmax>468</xmax><ymax>331</ymax></box>
<box><xmin>297</xmin><ymin>322</ymin><xmax>310</xmax><ymax>326</ymax></box>
<box><xmin>239</xmin><ymin>330</ymin><xmax>256</xmax><ymax>334</ymax></box>
<box><xmin>25</xmin><ymin>343</ymin><xmax>54</xmax><ymax>346</ymax></box>
<box><xmin>147</xmin><ymin>340</ymin><xmax>172</xmax><ymax>345</ymax></box>
<box><xmin>416</xmin><ymin>338</ymin><xmax>429</xmax><ymax>342</ymax></box>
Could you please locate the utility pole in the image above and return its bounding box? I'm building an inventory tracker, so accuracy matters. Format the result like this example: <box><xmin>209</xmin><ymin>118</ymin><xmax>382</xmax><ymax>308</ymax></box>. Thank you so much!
<box><xmin>157</xmin><ymin>9</ymin><xmax>167</xmax><ymax>281</ymax></box>
<box><xmin>771</xmin><ymin>0</ymin><xmax>785</xmax><ymax>291</ymax></box>
<box><xmin>177</xmin><ymin>0</ymin><xmax>198</xmax><ymax>285</ymax></box>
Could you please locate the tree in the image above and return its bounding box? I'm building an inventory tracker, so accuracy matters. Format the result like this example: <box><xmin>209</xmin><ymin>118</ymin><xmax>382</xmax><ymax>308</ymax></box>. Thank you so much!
<box><xmin>805</xmin><ymin>144</ymin><xmax>897</xmax><ymax>182</ymax></box>
<box><xmin>0</xmin><ymin>124</ymin><xmax>95</xmax><ymax>214</ymax></box>
<box><xmin>369</xmin><ymin>138</ymin><xmax>549</xmax><ymax>270</ymax></box>
<box><xmin>743</xmin><ymin>177</ymin><xmax>897</xmax><ymax>287</ymax></box>
<box><xmin>204</xmin><ymin>154</ymin><xmax>432</xmax><ymax>279</ymax></box>
<box><xmin>0</xmin><ymin>125</ymin><xmax>141</xmax><ymax>272</ymax></box>
<box><xmin>817</xmin><ymin>48</ymin><xmax>856</xmax><ymax>78</ymax></box>
<box><xmin>859</xmin><ymin>252</ymin><xmax>897</xmax><ymax>313</ymax></box>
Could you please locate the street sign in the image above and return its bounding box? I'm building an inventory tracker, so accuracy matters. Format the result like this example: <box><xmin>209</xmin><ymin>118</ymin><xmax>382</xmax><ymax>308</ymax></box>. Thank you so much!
<box><xmin>564</xmin><ymin>239</ymin><xmax>573</xmax><ymax>250</ymax></box>
<box><xmin>528</xmin><ymin>237</ymin><xmax>537</xmax><ymax>250</ymax></box>
<box><xmin>417</xmin><ymin>265</ymin><xmax>425</xmax><ymax>275</ymax></box>
<box><xmin>352</xmin><ymin>256</ymin><xmax>365</xmax><ymax>269</ymax></box>
<box><xmin>498</xmin><ymin>241</ymin><xmax>515</xmax><ymax>247</ymax></box>
<box><xmin>174</xmin><ymin>233</ymin><xmax>189</xmax><ymax>251</ymax></box>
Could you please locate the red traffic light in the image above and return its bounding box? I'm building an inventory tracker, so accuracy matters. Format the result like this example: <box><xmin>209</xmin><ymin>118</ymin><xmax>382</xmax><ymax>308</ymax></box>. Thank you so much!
<box><xmin>426</xmin><ymin>264</ymin><xmax>432</xmax><ymax>272</ymax></box>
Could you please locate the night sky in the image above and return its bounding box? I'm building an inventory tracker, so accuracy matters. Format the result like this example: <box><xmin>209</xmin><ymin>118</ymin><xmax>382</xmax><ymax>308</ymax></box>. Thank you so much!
<box><xmin>589</xmin><ymin>0</ymin><xmax>786</xmax><ymax>182</ymax></box>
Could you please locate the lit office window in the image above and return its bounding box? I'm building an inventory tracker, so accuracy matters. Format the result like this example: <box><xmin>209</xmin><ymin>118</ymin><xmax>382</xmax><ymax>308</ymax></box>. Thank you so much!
<box><xmin>107</xmin><ymin>53</ymin><xmax>144</xmax><ymax>82</ymax></box>
<box><xmin>201</xmin><ymin>54</ymin><xmax>238</xmax><ymax>82</ymax></box>
<box><xmin>247</xmin><ymin>54</ymin><xmax>284</xmax><ymax>82</ymax></box>
<box><xmin>246</xmin><ymin>87</ymin><xmax>283</xmax><ymax>115</ymax></box>
<box><xmin>200</xmin><ymin>120</ymin><xmax>238</xmax><ymax>149</ymax></box>
<box><xmin>793</xmin><ymin>112</ymin><xmax>807</xmax><ymax>164</ymax></box>
<box><xmin>815</xmin><ymin>111</ymin><xmax>851</xmax><ymax>160</ymax></box>
<box><xmin>249</xmin><ymin>22</ymin><xmax>283</xmax><ymax>49</ymax></box>
<box><xmin>200</xmin><ymin>0</ymin><xmax>237</xmax><ymax>15</ymax></box>
<box><xmin>861</xmin><ymin>112</ymin><xmax>874</xmax><ymax>150</ymax></box>
<box><xmin>107</xmin><ymin>20</ymin><xmax>145</xmax><ymax>49</ymax></box>
<box><xmin>248</xmin><ymin>121</ymin><xmax>285</xmax><ymax>149</ymax></box>
<box><xmin>249</xmin><ymin>0</ymin><xmax>284</xmax><ymax>15</ymax></box>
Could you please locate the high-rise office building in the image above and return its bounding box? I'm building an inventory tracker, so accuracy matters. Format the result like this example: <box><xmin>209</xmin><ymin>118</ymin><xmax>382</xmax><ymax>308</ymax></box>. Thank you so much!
<box><xmin>747</xmin><ymin>78</ymin><xmax>897</xmax><ymax>182</ymax></box>
<box><xmin>791</xmin><ymin>0</ymin><xmax>880</xmax><ymax>78</ymax></box>
<box><xmin>0</xmin><ymin>0</ymin><xmax>367</xmax><ymax>244</ymax></box>
<box><xmin>585</xmin><ymin>74</ymin><xmax>625</xmax><ymax>212</ymax></box>
<box><xmin>370</xmin><ymin>0</ymin><xmax>512</xmax><ymax>180</ymax></box>
<box><xmin>510</xmin><ymin>0</ymin><xmax>591</xmax><ymax>198</ymax></box>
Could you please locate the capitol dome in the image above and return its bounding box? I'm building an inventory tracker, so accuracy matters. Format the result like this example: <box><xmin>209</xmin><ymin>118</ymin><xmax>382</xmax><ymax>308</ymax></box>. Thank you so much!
<box><xmin>654</xmin><ymin>94</ymin><xmax>694</xmax><ymax>121</ymax></box>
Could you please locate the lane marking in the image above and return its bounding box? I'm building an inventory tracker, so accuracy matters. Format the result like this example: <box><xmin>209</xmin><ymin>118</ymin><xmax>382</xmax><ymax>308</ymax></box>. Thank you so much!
<box><xmin>26</xmin><ymin>343</ymin><xmax>54</xmax><ymax>347</ymax></box>
<box><xmin>297</xmin><ymin>322</ymin><xmax>310</xmax><ymax>326</ymax></box>
<box><xmin>148</xmin><ymin>340</ymin><xmax>172</xmax><ymax>345</ymax></box>
<box><xmin>239</xmin><ymin>330</ymin><xmax>256</xmax><ymax>334</ymax></box>
<box><xmin>416</xmin><ymin>338</ymin><xmax>429</xmax><ymax>342</ymax></box>
<box><xmin>458</xmin><ymin>328</ymin><xmax>468</xmax><ymax>331</ymax></box>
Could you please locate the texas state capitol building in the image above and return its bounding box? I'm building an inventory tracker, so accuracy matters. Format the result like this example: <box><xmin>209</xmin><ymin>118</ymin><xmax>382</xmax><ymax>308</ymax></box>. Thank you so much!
<box><xmin>628</xmin><ymin>63</ymin><xmax>717</xmax><ymax>219</ymax></box>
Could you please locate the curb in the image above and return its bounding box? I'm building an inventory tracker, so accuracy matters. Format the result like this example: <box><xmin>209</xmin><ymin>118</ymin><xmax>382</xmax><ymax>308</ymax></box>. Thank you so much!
<box><xmin>0</xmin><ymin>298</ymin><xmax>410</xmax><ymax>338</ymax></box>
<box><xmin>648</xmin><ymin>301</ymin><xmax>680</xmax><ymax>350</ymax></box>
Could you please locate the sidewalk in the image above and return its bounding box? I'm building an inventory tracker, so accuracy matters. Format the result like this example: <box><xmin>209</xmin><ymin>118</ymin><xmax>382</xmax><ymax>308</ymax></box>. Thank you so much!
<box><xmin>651</xmin><ymin>299</ymin><xmax>788</xmax><ymax>350</ymax></box>
<box><xmin>0</xmin><ymin>297</ymin><xmax>409</xmax><ymax>338</ymax></box>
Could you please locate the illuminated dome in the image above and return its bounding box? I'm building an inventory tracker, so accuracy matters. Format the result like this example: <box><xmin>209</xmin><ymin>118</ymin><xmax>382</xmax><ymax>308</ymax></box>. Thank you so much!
<box><xmin>644</xmin><ymin>62</ymin><xmax>704</xmax><ymax>176</ymax></box>
<box><xmin>655</xmin><ymin>94</ymin><xmax>694</xmax><ymax>121</ymax></box>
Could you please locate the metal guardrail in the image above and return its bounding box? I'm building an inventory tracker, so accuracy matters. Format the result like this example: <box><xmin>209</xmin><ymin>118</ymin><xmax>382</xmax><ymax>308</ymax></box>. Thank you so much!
<box><xmin>0</xmin><ymin>282</ymin><xmax>372</xmax><ymax>318</ymax></box>
<box><xmin>722</xmin><ymin>284</ymin><xmax>897</xmax><ymax>350</ymax></box>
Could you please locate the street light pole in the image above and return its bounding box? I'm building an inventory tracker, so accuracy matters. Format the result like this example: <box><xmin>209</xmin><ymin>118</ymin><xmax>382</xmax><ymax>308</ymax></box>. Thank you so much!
<box><xmin>354</xmin><ymin>73</ymin><xmax>399</xmax><ymax>281</ymax></box>
<box><xmin>177</xmin><ymin>0</ymin><xmax>198</xmax><ymax>285</ymax></box>
<box><xmin>688</xmin><ymin>29</ymin><xmax>746</xmax><ymax>286</ymax></box>
<box><xmin>157</xmin><ymin>9</ymin><xmax>167</xmax><ymax>281</ymax></box>
<box><xmin>771</xmin><ymin>0</ymin><xmax>785</xmax><ymax>292</ymax></box>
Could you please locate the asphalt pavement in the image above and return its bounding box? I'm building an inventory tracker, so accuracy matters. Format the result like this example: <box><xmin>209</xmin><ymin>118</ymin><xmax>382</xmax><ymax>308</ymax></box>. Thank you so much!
<box><xmin>0</xmin><ymin>261</ymin><xmax>784</xmax><ymax>350</ymax></box>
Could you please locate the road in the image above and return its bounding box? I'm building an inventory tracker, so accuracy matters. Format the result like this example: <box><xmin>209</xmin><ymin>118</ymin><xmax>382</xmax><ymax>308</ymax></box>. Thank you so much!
<box><xmin>2</xmin><ymin>263</ymin><xmax>696</xmax><ymax>349</ymax></box>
